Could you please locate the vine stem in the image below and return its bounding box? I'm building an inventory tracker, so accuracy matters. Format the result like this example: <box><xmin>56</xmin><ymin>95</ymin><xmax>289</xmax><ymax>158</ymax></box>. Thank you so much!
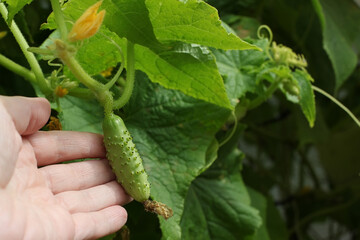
<box><xmin>113</xmin><ymin>40</ymin><xmax>135</xmax><ymax>110</ymax></box>
<box><xmin>312</xmin><ymin>85</ymin><xmax>360</xmax><ymax>128</ymax></box>
<box><xmin>49</xmin><ymin>0</ymin><xmax>68</xmax><ymax>40</ymax></box>
<box><xmin>0</xmin><ymin>2</ymin><xmax>51</xmax><ymax>96</ymax></box>
<box><xmin>288</xmin><ymin>195</ymin><xmax>360</xmax><ymax>237</ymax></box>
<box><xmin>54</xmin><ymin>39</ymin><xmax>113</xmax><ymax>114</ymax></box>
<box><xmin>219</xmin><ymin>111</ymin><xmax>238</xmax><ymax>147</ymax></box>
<box><xmin>248</xmin><ymin>79</ymin><xmax>280</xmax><ymax>110</ymax></box>
<box><xmin>0</xmin><ymin>54</ymin><xmax>36</xmax><ymax>82</ymax></box>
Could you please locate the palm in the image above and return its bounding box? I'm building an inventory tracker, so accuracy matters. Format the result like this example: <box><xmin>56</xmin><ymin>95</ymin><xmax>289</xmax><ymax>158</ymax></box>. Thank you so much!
<box><xmin>5</xmin><ymin>139</ymin><xmax>75</xmax><ymax>239</ymax></box>
<box><xmin>0</xmin><ymin>96</ymin><xmax>130</xmax><ymax>240</ymax></box>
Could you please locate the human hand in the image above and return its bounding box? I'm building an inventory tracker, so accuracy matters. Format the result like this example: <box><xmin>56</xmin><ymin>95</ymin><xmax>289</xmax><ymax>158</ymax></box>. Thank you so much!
<box><xmin>0</xmin><ymin>96</ymin><xmax>131</xmax><ymax>240</ymax></box>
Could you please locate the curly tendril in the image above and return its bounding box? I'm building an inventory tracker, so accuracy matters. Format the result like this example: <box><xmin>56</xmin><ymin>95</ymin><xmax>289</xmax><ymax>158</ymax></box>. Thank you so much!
<box><xmin>257</xmin><ymin>25</ymin><xmax>273</xmax><ymax>43</ymax></box>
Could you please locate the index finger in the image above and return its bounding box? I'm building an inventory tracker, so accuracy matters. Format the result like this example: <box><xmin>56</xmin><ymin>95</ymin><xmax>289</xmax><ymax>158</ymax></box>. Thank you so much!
<box><xmin>0</xmin><ymin>96</ymin><xmax>50</xmax><ymax>135</ymax></box>
<box><xmin>27</xmin><ymin>131</ymin><xmax>106</xmax><ymax>166</ymax></box>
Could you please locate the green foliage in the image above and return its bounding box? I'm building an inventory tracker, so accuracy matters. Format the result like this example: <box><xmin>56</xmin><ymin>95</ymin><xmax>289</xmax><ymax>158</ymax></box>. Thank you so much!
<box><xmin>145</xmin><ymin>0</ymin><xmax>259</xmax><ymax>50</ymax></box>
<box><xmin>3</xmin><ymin>0</ymin><xmax>32</xmax><ymax>23</ymax></box>
<box><xmin>1</xmin><ymin>0</ymin><xmax>360</xmax><ymax>239</ymax></box>
<box><xmin>58</xmin><ymin>96</ymin><xmax>103</xmax><ymax>133</ymax></box>
<box><xmin>42</xmin><ymin>0</ymin><xmax>261</xmax><ymax>110</ymax></box>
<box><xmin>292</xmin><ymin>70</ymin><xmax>316</xmax><ymax>127</ymax></box>
<box><xmin>212</xmin><ymin>37</ymin><xmax>316</xmax><ymax>126</ymax></box>
<box><xmin>312</xmin><ymin>0</ymin><xmax>360</xmax><ymax>89</ymax></box>
<box><xmin>181</xmin><ymin>125</ymin><xmax>262</xmax><ymax>239</ymax></box>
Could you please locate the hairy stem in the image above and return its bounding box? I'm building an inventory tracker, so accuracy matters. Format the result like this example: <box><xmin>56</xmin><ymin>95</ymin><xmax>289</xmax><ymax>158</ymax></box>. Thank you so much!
<box><xmin>0</xmin><ymin>54</ymin><xmax>36</xmax><ymax>82</ymax></box>
<box><xmin>0</xmin><ymin>3</ymin><xmax>51</xmax><ymax>96</ymax></box>
<box><xmin>312</xmin><ymin>85</ymin><xmax>360</xmax><ymax>128</ymax></box>
<box><xmin>50</xmin><ymin>0</ymin><xmax>68</xmax><ymax>41</ymax></box>
<box><xmin>54</xmin><ymin>40</ymin><xmax>113</xmax><ymax>114</ymax></box>
<box><xmin>67</xmin><ymin>88</ymin><xmax>94</xmax><ymax>99</ymax></box>
<box><xmin>113</xmin><ymin>40</ymin><xmax>135</xmax><ymax>110</ymax></box>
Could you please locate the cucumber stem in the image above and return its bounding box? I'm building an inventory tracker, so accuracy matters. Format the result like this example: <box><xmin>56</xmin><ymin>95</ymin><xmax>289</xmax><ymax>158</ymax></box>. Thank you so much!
<box><xmin>312</xmin><ymin>85</ymin><xmax>360</xmax><ymax>128</ymax></box>
<box><xmin>0</xmin><ymin>54</ymin><xmax>36</xmax><ymax>83</ymax></box>
<box><xmin>50</xmin><ymin>0</ymin><xmax>68</xmax><ymax>41</ymax></box>
<box><xmin>248</xmin><ymin>79</ymin><xmax>280</xmax><ymax>110</ymax></box>
<box><xmin>218</xmin><ymin>111</ymin><xmax>238</xmax><ymax>147</ymax></box>
<box><xmin>113</xmin><ymin>40</ymin><xmax>135</xmax><ymax>110</ymax></box>
<box><xmin>54</xmin><ymin>39</ymin><xmax>113</xmax><ymax>114</ymax></box>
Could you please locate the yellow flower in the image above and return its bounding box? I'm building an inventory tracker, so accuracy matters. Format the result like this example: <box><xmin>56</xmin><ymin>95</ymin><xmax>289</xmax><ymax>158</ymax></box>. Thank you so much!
<box><xmin>101</xmin><ymin>66</ymin><xmax>114</xmax><ymax>77</ymax></box>
<box><xmin>54</xmin><ymin>85</ymin><xmax>69</xmax><ymax>97</ymax></box>
<box><xmin>68</xmin><ymin>1</ymin><xmax>105</xmax><ymax>42</ymax></box>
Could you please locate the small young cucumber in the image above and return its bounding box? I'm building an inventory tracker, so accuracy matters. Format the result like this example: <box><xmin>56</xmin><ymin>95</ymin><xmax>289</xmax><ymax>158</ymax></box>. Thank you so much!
<box><xmin>102</xmin><ymin>113</ymin><xmax>150</xmax><ymax>202</ymax></box>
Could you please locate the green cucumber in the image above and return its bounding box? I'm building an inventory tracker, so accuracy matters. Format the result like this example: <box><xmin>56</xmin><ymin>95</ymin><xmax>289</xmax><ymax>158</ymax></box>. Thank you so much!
<box><xmin>102</xmin><ymin>113</ymin><xmax>150</xmax><ymax>202</ymax></box>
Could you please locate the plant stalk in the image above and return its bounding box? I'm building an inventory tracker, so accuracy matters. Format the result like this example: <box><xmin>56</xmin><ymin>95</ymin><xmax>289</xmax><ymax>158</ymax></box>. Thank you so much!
<box><xmin>0</xmin><ymin>54</ymin><xmax>36</xmax><ymax>83</ymax></box>
<box><xmin>248</xmin><ymin>80</ymin><xmax>280</xmax><ymax>110</ymax></box>
<box><xmin>0</xmin><ymin>2</ymin><xmax>51</xmax><ymax>96</ymax></box>
<box><xmin>49</xmin><ymin>0</ymin><xmax>68</xmax><ymax>41</ymax></box>
<box><xmin>113</xmin><ymin>40</ymin><xmax>135</xmax><ymax>110</ymax></box>
<box><xmin>54</xmin><ymin>40</ymin><xmax>113</xmax><ymax>114</ymax></box>
<box><xmin>312</xmin><ymin>85</ymin><xmax>360</xmax><ymax>128</ymax></box>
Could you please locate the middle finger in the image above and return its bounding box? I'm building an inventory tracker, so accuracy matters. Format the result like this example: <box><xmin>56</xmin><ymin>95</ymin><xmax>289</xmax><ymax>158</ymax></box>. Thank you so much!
<box><xmin>40</xmin><ymin>159</ymin><xmax>115</xmax><ymax>194</ymax></box>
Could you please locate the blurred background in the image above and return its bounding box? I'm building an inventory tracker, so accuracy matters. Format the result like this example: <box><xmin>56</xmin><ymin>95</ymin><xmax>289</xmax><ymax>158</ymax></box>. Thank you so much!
<box><xmin>206</xmin><ymin>0</ymin><xmax>360</xmax><ymax>239</ymax></box>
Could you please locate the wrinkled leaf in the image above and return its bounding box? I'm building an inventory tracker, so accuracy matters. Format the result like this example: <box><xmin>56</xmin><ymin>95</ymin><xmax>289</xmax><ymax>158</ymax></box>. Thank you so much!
<box><xmin>181</xmin><ymin>125</ymin><xmax>262</xmax><ymax>240</ymax></box>
<box><xmin>182</xmin><ymin>177</ymin><xmax>261</xmax><ymax>240</ymax></box>
<box><xmin>211</xmin><ymin>38</ymin><xmax>269</xmax><ymax>106</ymax></box>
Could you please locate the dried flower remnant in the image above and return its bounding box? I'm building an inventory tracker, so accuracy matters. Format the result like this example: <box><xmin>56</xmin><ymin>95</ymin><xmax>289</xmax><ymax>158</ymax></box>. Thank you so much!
<box><xmin>68</xmin><ymin>1</ymin><xmax>105</xmax><ymax>42</ymax></box>
<box><xmin>46</xmin><ymin>116</ymin><xmax>62</xmax><ymax>130</ymax></box>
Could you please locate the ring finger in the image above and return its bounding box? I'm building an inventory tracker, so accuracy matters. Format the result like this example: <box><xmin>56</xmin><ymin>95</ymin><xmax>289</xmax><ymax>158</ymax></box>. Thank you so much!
<box><xmin>55</xmin><ymin>180</ymin><xmax>132</xmax><ymax>214</ymax></box>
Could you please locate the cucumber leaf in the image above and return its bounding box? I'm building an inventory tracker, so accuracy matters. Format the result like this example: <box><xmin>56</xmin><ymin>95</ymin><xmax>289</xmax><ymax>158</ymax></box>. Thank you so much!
<box><xmin>145</xmin><ymin>0</ymin><xmax>259</xmax><ymax>50</ymax></box>
<box><xmin>58</xmin><ymin>96</ymin><xmax>103</xmax><ymax>133</ymax></box>
<box><xmin>135</xmin><ymin>43</ymin><xmax>232</xmax><ymax>110</ymax></box>
<box><xmin>42</xmin><ymin>0</ymin><xmax>234</xmax><ymax>109</ymax></box>
<box><xmin>181</xmin><ymin>125</ymin><xmax>262</xmax><ymax>240</ymax></box>
<box><xmin>312</xmin><ymin>0</ymin><xmax>360</xmax><ymax>89</ymax></box>
<box><xmin>3</xmin><ymin>0</ymin><xmax>33</xmax><ymax>23</ymax></box>
<box><xmin>211</xmin><ymin>38</ymin><xmax>269</xmax><ymax>106</ymax></box>
<box><xmin>292</xmin><ymin>70</ymin><xmax>316</xmax><ymax>127</ymax></box>
<box><xmin>247</xmin><ymin>188</ymin><xmax>288</xmax><ymax>240</ymax></box>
